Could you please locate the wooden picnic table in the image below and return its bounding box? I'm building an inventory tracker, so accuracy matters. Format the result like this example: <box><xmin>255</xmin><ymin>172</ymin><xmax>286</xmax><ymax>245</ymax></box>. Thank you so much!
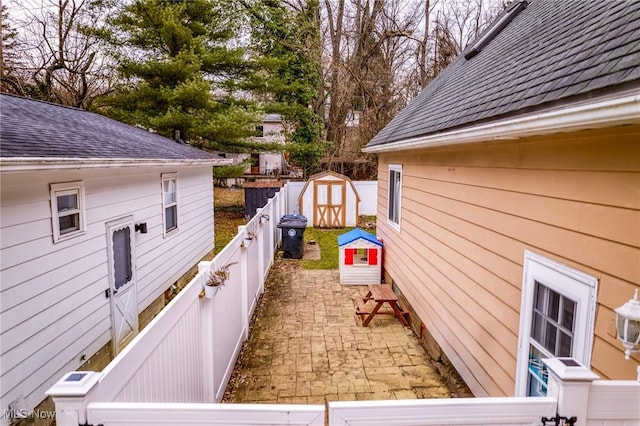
<box><xmin>354</xmin><ymin>284</ymin><xmax>409</xmax><ymax>327</ymax></box>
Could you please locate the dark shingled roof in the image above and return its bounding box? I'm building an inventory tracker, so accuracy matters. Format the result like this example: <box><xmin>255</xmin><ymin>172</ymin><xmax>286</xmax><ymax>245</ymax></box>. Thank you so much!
<box><xmin>367</xmin><ymin>0</ymin><xmax>640</xmax><ymax>148</ymax></box>
<box><xmin>0</xmin><ymin>93</ymin><xmax>218</xmax><ymax>161</ymax></box>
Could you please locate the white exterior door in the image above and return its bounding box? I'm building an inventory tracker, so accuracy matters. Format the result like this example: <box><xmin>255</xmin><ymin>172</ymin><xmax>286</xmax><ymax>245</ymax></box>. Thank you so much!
<box><xmin>107</xmin><ymin>216</ymin><xmax>139</xmax><ymax>354</ymax></box>
<box><xmin>515</xmin><ymin>251</ymin><xmax>597</xmax><ymax>396</ymax></box>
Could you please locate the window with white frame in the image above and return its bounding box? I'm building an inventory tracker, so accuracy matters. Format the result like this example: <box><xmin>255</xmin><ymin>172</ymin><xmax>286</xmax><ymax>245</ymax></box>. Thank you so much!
<box><xmin>388</xmin><ymin>164</ymin><xmax>402</xmax><ymax>229</ymax></box>
<box><xmin>50</xmin><ymin>181</ymin><xmax>86</xmax><ymax>243</ymax></box>
<box><xmin>162</xmin><ymin>173</ymin><xmax>178</xmax><ymax>235</ymax></box>
<box><xmin>515</xmin><ymin>251</ymin><xmax>597</xmax><ymax>397</ymax></box>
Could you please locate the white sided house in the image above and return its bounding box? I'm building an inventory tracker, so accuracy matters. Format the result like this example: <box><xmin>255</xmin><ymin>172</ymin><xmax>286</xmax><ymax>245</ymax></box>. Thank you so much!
<box><xmin>299</xmin><ymin>171</ymin><xmax>360</xmax><ymax>228</ymax></box>
<box><xmin>338</xmin><ymin>228</ymin><xmax>382</xmax><ymax>285</ymax></box>
<box><xmin>0</xmin><ymin>94</ymin><xmax>227</xmax><ymax>423</ymax></box>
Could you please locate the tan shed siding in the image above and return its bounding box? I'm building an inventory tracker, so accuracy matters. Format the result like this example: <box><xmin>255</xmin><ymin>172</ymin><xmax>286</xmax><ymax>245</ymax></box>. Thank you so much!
<box><xmin>376</xmin><ymin>125</ymin><xmax>640</xmax><ymax>397</ymax></box>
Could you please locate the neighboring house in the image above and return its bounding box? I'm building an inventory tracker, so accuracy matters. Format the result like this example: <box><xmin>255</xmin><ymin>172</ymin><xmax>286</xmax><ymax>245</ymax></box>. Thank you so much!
<box><xmin>363</xmin><ymin>1</ymin><xmax>640</xmax><ymax>399</ymax></box>
<box><xmin>247</xmin><ymin>113</ymin><xmax>286</xmax><ymax>176</ymax></box>
<box><xmin>0</xmin><ymin>94</ymin><xmax>228</xmax><ymax>421</ymax></box>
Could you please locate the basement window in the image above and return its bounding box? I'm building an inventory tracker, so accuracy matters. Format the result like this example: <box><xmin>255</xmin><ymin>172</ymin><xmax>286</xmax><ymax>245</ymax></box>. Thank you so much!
<box><xmin>50</xmin><ymin>181</ymin><xmax>86</xmax><ymax>243</ymax></box>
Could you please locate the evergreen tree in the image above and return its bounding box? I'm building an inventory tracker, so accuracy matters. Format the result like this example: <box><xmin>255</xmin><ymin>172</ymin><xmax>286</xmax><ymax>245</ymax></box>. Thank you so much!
<box><xmin>245</xmin><ymin>0</ymin><xmax>325</xmax><ymax>177</ymax></box>
<box><xmin>100</xmin><ymin>0</ymin><xmax>266</xmax><ymax>152</ymax></box>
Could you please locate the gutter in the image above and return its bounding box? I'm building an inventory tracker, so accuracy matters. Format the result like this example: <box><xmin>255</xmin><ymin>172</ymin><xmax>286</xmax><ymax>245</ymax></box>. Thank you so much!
<box><xmin>0</xmin><ymin>157</ymin><xmax>233</xmax><ymax>172</ymax></box>
<box><xmin>362</xmin><ymin>93</ymin><xmax>640</xmax><ymax>154</ymax></box>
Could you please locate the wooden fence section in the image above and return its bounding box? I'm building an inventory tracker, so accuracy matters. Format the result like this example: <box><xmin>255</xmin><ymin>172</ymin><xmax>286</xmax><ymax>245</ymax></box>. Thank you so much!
<box><xmin>86</xmin><ymin>402</ymin><xmax>325</xmax><ymax>426</ymax></box>
<box><xmin>328</xmin><ymin>397</ymin><xmax>557</xmax><ymax>426</ymax></box>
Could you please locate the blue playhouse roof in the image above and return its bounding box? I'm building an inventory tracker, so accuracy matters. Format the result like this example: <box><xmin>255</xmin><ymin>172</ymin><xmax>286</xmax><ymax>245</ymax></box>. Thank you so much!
<box><xmin>337</xmin><ymin>228</ymin><xmax>382</xmax><ymax>247</ymax></box>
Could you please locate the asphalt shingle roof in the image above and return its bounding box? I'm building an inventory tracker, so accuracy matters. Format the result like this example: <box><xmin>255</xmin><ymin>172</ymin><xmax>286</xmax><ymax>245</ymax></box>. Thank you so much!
<box><xmin>0</xmin><ymin>93</ymin><xmax>219</xmax><ymax>161</ymax></box>
<box><xmin>367</xmin><ymin>0</ymin><xmax>640</xmax><ymax>148</ymax></box>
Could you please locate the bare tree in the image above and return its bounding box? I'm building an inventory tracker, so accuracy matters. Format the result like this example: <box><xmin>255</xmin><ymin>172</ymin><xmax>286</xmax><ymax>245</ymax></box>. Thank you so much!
<box><xmin>321</xmin><ymin>0</ymin><xmax>422</xmax><ymax>166</ymax></box>
<box><xmin>10</xmin><ymin>0</ymin><xmax>115</xmax><ymax>108</ymax></box>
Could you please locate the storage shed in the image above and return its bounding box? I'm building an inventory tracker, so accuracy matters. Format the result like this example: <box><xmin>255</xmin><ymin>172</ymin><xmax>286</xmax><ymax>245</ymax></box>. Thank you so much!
<box><xmin>338</xmin><ymin>228</ymin><xmax>382</xmax><ymax>285</ymax></box>
<box><xmin>298</xmin><ymin>171</ymin><xmax>360</xmax><ymax>228</ymax></box>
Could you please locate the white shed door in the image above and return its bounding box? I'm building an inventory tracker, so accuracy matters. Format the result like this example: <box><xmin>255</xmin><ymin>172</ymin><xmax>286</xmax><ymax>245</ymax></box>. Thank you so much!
<box><xmin>107</xmin><ymin>216</ymin><xmax>139</xmax><ymax>354</ymax></box>
<box><xmin>314</xmin><ymin>180</ymin><xmax>345</xmax><ymax>228</ymax></box>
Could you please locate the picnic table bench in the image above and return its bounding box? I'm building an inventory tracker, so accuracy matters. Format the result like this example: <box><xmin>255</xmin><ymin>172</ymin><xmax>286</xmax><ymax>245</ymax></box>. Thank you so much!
<box><xmin>354</xmin><ymin>284</ymin><xmax>409</xmax><ymax>327</ymax></box>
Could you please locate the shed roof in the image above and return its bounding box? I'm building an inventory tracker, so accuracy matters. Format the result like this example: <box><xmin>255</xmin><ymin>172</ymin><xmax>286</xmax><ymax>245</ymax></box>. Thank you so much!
<box><xmin>0</xmin><ymin>93</ymin><xmax>223</xmax><ymax>164</ymax></box>
<box><xmin>298</xmin><ymin>171</ymin><xmax>361</xmax><ymax>204</ymax></box>
<box><xmin>366</xmin><ymin>0</ymin><xmax>640</xmax><ymax>150</ymax></box>
<box><xmin>338</xmin><ymin>228</ymin><xmax>382</xmax><ymax>247</ymax></box>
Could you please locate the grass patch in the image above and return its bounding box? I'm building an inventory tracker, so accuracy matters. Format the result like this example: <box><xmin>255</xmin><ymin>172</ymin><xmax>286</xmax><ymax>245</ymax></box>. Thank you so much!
<box><xmin>214</xmin><ymin>187</ymin><xmax>246</xmax><ymax>255</ymax></box>
<box><xmin>301</xmin><ymin>227</ymin><xmax>354</xmax><ymax>270</ymax></box>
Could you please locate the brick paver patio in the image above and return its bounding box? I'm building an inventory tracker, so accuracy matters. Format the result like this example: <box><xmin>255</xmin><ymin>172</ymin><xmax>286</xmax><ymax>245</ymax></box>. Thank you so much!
<box><xmin>222</xmin><ymin>255</ymin><xmax>454</xmax><ymax>404</ymax></box>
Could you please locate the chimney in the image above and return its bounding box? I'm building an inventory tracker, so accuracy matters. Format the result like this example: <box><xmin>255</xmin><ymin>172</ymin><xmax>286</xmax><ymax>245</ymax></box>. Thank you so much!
<box><xmin>174</xmin><ymin>129</ymin><xmax>185</xmax><ymax>144</ymax></box>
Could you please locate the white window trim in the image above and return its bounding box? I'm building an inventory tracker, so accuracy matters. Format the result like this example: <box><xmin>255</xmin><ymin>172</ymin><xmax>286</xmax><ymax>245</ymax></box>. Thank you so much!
<box><xmin>50</xmin><ymin>181</ymin><xmax>86</xmax><ymax>243</ymax></box>
<box><xmin>162</xmin><ymin>172</ymin><xmax>178</xmax><ymax>237</ymax></box>
<box><xmin>387</xmin><ymin>164</ymin><xmax>402</xmax><ymax>231</ymax></box>
<box><xmin>515</xmin><ymin>250</ymin><xmax>598</xmax><ymax>396</ymax></box>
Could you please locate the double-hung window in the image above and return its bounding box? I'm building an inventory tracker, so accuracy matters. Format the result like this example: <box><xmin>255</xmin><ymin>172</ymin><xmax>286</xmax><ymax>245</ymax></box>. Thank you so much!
<box><xmin>388</xmin><ymin>164</ymin><xmax>402</xmax><ymax>229</ymax></box>
<box><xmin>162</xmin><ymin>173</ymin><xmax>178</xmax><ymax>236</ymax></box>
<box><xmin>50</xmin><ymin>181</ymin><xmax>86</xmax><ymax>242</ymax></box>
<box><xmin>515</xmin><ymin>251</ymin><xmax>597</xmax><ymax>396</ymax></box>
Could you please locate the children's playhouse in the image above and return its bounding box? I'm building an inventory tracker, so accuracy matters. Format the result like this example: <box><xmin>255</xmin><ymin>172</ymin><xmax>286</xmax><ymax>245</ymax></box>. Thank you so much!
<box><xmin>337</xmin><ymin>228</ymin><xmax>382</xmax><ymax>285</ymax></box>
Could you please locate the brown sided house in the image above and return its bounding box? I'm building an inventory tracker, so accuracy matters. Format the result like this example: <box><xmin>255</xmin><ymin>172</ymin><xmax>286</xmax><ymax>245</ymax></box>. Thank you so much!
<box><xmin>363</xmin><ymin>1</ymin><xmax>640</xmax><ymax>398</ymax></box>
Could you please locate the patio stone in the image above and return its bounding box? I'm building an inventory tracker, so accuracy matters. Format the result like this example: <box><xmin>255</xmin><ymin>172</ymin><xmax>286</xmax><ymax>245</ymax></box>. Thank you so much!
<box><xmin>222</xmin><ymin>255</ymin><xmax>456</xmax><ymax>404</ymax></box>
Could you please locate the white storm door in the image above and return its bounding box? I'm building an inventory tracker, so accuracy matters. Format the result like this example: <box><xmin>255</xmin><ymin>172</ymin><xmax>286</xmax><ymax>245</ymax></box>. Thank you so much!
<box><xmin>515</xmin><ymin>251</ymin><xmax>597</xmax><ymax>397</ymax></box>
<box><xmin>107</xmin><ymin>216</ymin><xmax>139</xmax><ymax>354</ymax></box>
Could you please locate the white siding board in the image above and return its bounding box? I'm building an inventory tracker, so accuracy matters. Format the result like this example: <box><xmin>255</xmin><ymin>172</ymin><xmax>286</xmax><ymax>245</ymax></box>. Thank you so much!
<box><xmin>0</xmin><ymin>200</ymin><xmax>51</xmax><ymax>228</ymax></box>
<box><xmin>1</xmin><ymin>304</ymin><xmax>110</xmax><ymax>408</ymax></box>
<box><xmin>0</xmin><ymin>249</ymin><xmax>105</xmax><ymax>311</ymax></box>
<box><xmin>13</xmin><ymin>325</ymin><xmax>111</xmax><ymax>414</ymax></box>
<box><xmin>0</xmin><ymin>218</ymin><xmax>52</xmax><ymax>249</ymax></box>
<box><xmin>1</xmin><ymin>293</ymin><xmax>108</xmax><ymax>374</ymax></box>
<box><xmin>0</xmin><ymin>233</ymin><xmax>106</xmax><ymax>290</ymax></box>
<box><xmin>1</xmin><ymin>263</ymin><xmax>107</xmax><ymax>341</ymax></box>
<box><xmin>1</xmin><ymin>300</ymin><xmax>109</xmax><ymax>389</ymax></box>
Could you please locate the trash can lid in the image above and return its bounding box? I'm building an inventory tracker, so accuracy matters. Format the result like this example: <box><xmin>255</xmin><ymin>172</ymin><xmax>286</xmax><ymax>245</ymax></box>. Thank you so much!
<box><xmin>280</xmin><ymin>214</ymin><xmax>307</xmax><ymax>222</ymax></box>
<box><xmin>278</xmin><ymin>214</ymin><xmax>307</xmax><ymax>228</ymax></box>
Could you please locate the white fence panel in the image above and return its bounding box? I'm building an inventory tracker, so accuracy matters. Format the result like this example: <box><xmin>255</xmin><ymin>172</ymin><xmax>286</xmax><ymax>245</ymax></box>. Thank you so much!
<box><xmin>286</xmin><ymin>181</ymin><xmax>306</xmax><ymax>215</ymax></box>
<box><xmin>199</xmin><ymin>238</ymin><xmax>246</xmax><ymax>402</ymax></box>
<box><xmin>328</xmin><ymin>397</ymin><xmax>557</xmax><ymax>426</ymax></box>
<box><xmin>87</xmin><ymin>402</ymin><xmax>325</xmax><ymax>426</ymax></box>
<box><xmin>586</xmin><ymin>380</ymin><xmax>640</xmax><ymax>426</ymax></box>
<box><xmin>353</xmin><ymin>181</ymin><xmax>377</xmax><ymax>215</ymax></box>
<box><xmin>92</xmin><ymin>273</ymin><xmax>207</xmax><ymax>403</ymax></box>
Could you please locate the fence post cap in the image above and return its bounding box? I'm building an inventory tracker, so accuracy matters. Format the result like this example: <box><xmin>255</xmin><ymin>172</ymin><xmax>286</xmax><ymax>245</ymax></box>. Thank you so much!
<box><xmin>46</xmin><ymin>371</ymin><xmax>100</xmax><ymax>397</ymax></box>
<box><xmin>542</xmin><ymin>358</ymin><xmax>599</xmax><ymax>382</ymax></box>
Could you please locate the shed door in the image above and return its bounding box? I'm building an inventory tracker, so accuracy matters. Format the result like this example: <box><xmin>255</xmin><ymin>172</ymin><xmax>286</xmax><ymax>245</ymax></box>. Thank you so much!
<box><xmin>107</xmin><ymin>216</ymin><xmax>139</xmax><ymax>354</ymax></box>
<box><xmin>314</xmin><ymin>180</ymin><xmax>345</xmax><ymax>228</ymax></box>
